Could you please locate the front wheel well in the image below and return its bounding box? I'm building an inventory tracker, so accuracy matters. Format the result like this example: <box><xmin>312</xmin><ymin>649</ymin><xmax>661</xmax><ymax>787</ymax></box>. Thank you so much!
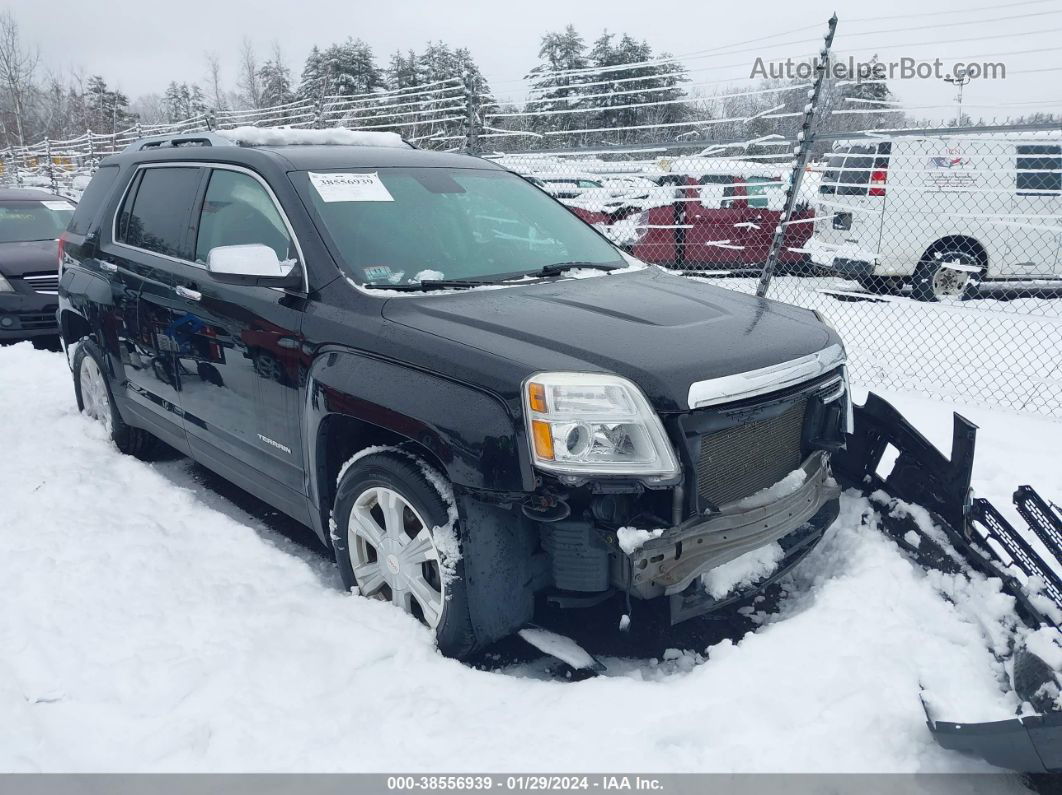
<box><xmin>314</xmin><ymin>413</ymin><xmax>450</xmax><ymax>546</ymax></box>
<box><xmin>60</xmin><ymin>309</ymin><xmax>92</xmax><ymax>347</ymax></box>
<box><xmin>919</xmin><ymin>236</ymin><xmax>988</xmax><ymax>274</ymax></box>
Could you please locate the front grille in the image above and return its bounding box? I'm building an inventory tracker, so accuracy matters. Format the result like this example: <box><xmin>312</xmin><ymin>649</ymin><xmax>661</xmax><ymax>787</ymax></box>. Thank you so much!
<box><xmin>696</xmin><ymin>399</ymin><xmax>807</xmax><ymax>507</ymax></box>
<box><xmin>17</xmin><ymin>312</ymin><xmax>56</xmax><ymax>330</ymax></box>
<box><xmin>21</xmin><ymin>272</ymin><xmax>59</xmax><ymax>293</ymax></box>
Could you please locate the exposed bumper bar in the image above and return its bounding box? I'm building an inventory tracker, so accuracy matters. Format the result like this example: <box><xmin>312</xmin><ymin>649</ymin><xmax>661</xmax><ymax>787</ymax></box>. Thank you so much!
<box><xmin>620</xmin><ymin>451</ymin><xmax>840</xmax><ymax>599</ymax></box>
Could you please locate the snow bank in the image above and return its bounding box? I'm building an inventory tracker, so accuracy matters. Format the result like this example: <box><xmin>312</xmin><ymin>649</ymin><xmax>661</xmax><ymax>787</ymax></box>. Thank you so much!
<box><xmin>0</xmin><ymin>342</ymin><xmax>1052</xmax><ymax>775</ymax></box>
<box><xmin>216</xmin><ymin>126</ymin><xmax>407</xmax><ymax>148</ymax></box>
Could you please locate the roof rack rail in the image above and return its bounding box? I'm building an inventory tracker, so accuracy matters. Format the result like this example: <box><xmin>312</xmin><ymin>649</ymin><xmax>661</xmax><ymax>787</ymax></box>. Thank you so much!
<box><xmin>122</xmin><ymin>132</ymin><xmax>237</xmax><ymax>154</ymax></box>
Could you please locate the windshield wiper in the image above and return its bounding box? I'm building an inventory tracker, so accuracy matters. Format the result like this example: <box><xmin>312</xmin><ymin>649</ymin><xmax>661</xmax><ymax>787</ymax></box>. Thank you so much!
<box><xmin>526</xmin><ymin>261</ymin><xmax>622</xmax><ymax>278</ymax></box>
<box><xmin>362</xmin><ymin>277</ymin><xmax>496</xmax><ymax>291</ymax></box>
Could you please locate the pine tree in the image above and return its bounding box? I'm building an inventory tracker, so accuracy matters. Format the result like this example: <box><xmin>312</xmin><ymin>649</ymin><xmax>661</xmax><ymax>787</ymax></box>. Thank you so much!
<box><xmin>325</xmin><ymin>38</ymin><xmax>383</xmax><ymax>97</ymax></box>
<box><xmin>386</xmin><ymin>50</ymin><xmax>420</xmax><ymax>91</ymax></box>
<box><xmin>297</xmin><ymin>45</ymin><xmax>328</xmax><ymax>102</ymax></box>
<box><xmin>259</xmin><ymin>54</ymin><xmax>294</xmax><ymax>108</ymax></box>
<box><xmin>526</xmin><ymin>26</ymin><xmax>591</xmax><ymax>138</ymax></box>
<box><xmin>83</xmin><ymin>75</ymin><xmax>134</xmax><ymax>134</ymax></box>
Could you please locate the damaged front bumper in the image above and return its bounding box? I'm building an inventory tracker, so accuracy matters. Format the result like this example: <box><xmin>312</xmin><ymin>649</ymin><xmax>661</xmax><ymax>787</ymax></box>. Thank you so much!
<box><xmin>618</xmin><ymin>451</ymin><xmax>840</xmax><ymax>610</ymax></box>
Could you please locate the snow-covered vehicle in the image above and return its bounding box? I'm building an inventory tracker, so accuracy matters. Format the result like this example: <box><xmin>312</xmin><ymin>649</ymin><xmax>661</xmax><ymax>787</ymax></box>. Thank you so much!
<box><xmin>613</xmin><ymin>165</ymin><xmax>817</xmax><ymax>272</ymax></box>
<box><xmin>55</xmin><ymin>129</ymin><xmax>1060</xmax><ymax>773</ymax></box>
<box><xmin>807</xmin><ymin>135</ymin><xmax>1062</xmax><ymax>300</ymax></box>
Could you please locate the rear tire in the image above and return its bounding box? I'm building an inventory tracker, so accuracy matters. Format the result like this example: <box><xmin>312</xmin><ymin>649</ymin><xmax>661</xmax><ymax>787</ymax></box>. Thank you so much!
<box><xmin>912</xmin><ymin>247</ymin><xmax>981</xmax><ymax>302</ymax></box>
<box><xmin>72</xmin><ymin>338</ymin><xmax>159</xmax><ymax>459</ymax></box>
<box><xmin>332</xmin><ymin>450</ymin><xmax>479</xmax><ymax>659</ymax></box>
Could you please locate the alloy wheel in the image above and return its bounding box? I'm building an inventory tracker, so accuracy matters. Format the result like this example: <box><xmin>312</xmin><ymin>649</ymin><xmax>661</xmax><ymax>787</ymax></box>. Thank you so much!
<box><xmin>347</xmin><ymin>486</ymin><xmax>446</xmax><ymax>628</ymax></box>
<box><xmin>931</xmin><ymin>258</ymin><xmax>972</xmax><ymax>299</ymax></box>
<box><xmin>79</xmin><ymin>356</ymin><xmax>112</xmax><ymax>434</ymax></box>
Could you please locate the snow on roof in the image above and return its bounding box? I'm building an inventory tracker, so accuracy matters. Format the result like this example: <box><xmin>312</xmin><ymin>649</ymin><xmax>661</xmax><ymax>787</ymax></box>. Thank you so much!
<box><xmin>215</xmin><ymin>126</ymin><xmax>408</xmax><ymax>149</ymax></box>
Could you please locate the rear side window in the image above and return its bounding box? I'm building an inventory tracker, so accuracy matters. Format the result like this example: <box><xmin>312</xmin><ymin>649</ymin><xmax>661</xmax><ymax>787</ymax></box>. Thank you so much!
<box><xmin>194</xmin><ymin>169</ymin><xmax>295</xmax><ymax>264</ymax></box>
<box><xmin>835</xmin><ymin>145</ymin><xmax>876</xmax><ymax>196</ymax></box>
<box><xmin>1016</xmin><ymin>145</ymin><xmax>1061</xmax><ymax>195</ymax></box>
<box><xmin>820</xmin><ymin>145</ymin><xmax>882</xmax><ymax>196</ymax></box>
<box><xmin>118</xmin><ymin>166</ymin><xmax>202</xmax><ymax>259</ymax></box>
<box><xmin>68</xmin><ymin>165</ymin><xmax>119</xmax><ymax>236</ymax></box>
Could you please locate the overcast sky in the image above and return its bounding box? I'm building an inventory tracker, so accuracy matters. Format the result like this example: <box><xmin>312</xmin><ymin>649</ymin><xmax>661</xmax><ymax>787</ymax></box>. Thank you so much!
<box><xmin>10</xmin><ymin>0</ymin><xmax>1062</xmax><ymax>123</ymax></box>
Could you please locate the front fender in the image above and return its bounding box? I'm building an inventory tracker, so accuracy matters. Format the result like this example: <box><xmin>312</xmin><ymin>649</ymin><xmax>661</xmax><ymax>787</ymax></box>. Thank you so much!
<box><xmin>305</xmin><ymin>347</ymin><xmax>532</xmax><ymax>504</ymax></box>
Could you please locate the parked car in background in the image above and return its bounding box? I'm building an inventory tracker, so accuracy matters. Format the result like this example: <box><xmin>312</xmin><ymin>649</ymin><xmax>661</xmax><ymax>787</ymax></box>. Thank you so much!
<box><xmin>806</xmin><ymin>135</ymin><xmax>1062</xmax><ymax>300</ymax></box>
<box><xmin>0</xmin><ymin>188</ymin><xmax>75</xmax><ymax>340</ymax></box>
<box><xmin>614</xmin><ymin>166</ymin><xmax>816</xmax><ymax>272</ymax></box>
<box><xmin>58</xmin><ymin>130</ymin><xmax>847</xmax><ymax>659</ymax></box>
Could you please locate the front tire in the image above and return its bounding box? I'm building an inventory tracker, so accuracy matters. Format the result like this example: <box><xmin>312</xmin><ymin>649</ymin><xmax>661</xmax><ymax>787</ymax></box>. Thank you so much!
<box><xmin>72</xmin><ymin>338</ymin><xmax>158</xmax><ymax>458</ymax></box>
<box><xmin>333</xmin><ymin>450</ymin><xmax>478</xmax><ymax>658</ymax></box>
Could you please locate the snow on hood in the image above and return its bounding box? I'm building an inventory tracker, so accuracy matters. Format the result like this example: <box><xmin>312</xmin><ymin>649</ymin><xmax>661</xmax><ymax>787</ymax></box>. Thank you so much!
<box><xmin>216</xmin><ymin>126</ymin><xmax>407</xmax><ymax>148</ymax></box>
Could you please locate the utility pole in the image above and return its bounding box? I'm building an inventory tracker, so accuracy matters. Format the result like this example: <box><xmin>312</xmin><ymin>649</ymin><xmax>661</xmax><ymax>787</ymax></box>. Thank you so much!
<box><xmin>944</xmin><ymin>69</ymin><xmax>972</xmax><ymax>127</ymax></box>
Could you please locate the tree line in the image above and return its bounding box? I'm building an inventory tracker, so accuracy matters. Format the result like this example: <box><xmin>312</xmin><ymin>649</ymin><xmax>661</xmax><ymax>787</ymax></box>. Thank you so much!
<box><xmin>0</xmin><ymin>9</ymin><xmax>1051</xmax><ymax>152</ymax></box>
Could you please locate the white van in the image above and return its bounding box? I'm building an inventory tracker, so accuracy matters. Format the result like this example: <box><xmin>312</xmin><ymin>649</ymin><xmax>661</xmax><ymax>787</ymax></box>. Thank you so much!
<box><xmin>806</xmin><ymin>135</ymin><xmax>1062</xmax><ymax>300</ymax></box>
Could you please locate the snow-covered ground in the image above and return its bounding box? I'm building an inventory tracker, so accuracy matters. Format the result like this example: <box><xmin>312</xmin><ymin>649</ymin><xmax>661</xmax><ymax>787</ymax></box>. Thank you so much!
<box><xmin>701</xmin><ymin>274</ymin><xmax>1062</xmax><ymax>419</ymax></box>
<box><xmin>2</xmin><ymin>341</ymin><xmax>1060</xmax><ymax>775</ymax></box>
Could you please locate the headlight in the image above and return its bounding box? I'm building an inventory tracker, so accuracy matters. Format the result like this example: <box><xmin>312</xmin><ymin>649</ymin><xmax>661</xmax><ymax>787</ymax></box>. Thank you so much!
<box><xmin>0</xmin><ymin>274</ymin><xmax>14</xmax><ymax>293</ymax></box>
<box><xmin>524</xmin><ymin>372</ymin><xmax>679</xmax><ymax>480</ymax></box>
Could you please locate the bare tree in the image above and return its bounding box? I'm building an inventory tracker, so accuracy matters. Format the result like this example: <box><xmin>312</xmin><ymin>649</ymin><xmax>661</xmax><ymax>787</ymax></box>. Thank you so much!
<box><xmin>0</xmin><ymin>11</ymin><xmax>39</xmax><ymax>145</ymax></box>
<box><xmin>204</xmin><ymin>50</ymin><xmax>226</xmax><ymax>111</ymax></box>
<box><xmin>237</xmin><ymin>38</ymin><xmax>261</xmax><ymax>109</ymax></box>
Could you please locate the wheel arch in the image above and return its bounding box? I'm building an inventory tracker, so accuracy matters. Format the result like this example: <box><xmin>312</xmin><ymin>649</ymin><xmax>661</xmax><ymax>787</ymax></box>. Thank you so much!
<box><xmin>919</xmin><ymin>235</ymin><xmax>989</xmax><ymax>274</ymax></box>
<box><xmin>303</xmin><ymin>348</ymin><xmax>532</xmax><ymax>546</ymax></box>
<box><xmin>59</xmin><ymin>308</ymin><xmax>93</xmax><ymax>348</ymax></box>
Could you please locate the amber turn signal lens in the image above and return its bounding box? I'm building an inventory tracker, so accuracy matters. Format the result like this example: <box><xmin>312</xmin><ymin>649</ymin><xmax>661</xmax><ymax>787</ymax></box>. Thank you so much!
<box><xmin>528</xmin><ymin>382</ymin><xmax>548</xmax><ymax>413</ymax></box>
<box><xmin>531</xmin><ymin>419</ymin><xmax>555</xmax><ymax>461</ymax></box>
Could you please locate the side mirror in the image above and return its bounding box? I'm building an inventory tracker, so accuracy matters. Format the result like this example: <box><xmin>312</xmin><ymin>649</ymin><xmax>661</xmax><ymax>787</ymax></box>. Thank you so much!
<box><xmin>206</xmin><ymin>244</ymin><xmax>300</xmax><ymax>288</ymax></box>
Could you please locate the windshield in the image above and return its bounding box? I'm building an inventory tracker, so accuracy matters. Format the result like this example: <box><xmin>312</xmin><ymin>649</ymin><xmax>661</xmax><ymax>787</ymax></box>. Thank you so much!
<box><xmin>298</xmin><ymin>167</ymin><xmax>625</xmax><ymax>285</ymax></box>
<box><xmin>0</xmin><ymin>200</ymin><xmax>75</xmax><ymax>243</ymax></box>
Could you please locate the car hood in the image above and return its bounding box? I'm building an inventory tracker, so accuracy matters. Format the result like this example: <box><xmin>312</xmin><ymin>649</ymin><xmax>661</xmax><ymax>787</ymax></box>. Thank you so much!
<box><xmin>0</xmin><ymin>240</ymin><xmax>59</xmax><ymax>277</ymax></box>
<box><xmin>381</xmin><ymin>267</ymin><xmax>836</xmax><ymax>412</ymax></box>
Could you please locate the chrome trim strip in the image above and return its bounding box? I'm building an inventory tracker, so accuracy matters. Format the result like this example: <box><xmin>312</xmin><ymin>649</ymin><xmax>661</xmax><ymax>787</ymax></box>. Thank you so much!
<box><xmin>108</xmin><ymin>161</ymin><xmax>308</xmax><ymax>293</ymax></box>
<box><xmin>687</xmin><ymin>343</ymin><xmax>846</xmax><ymax>410</ymax></box>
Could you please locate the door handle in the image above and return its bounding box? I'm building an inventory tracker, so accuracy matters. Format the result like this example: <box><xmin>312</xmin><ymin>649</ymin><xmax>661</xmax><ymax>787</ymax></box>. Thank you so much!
<box><xmin>175</xmin><ymin>285</ymin><xmax>202</xmax><ymax>302</ymax></box>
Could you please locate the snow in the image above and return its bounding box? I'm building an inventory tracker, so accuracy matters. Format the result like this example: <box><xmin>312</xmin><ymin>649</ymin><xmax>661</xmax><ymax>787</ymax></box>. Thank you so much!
<box><xmin>688</xmin><ymin>273</ymin><xmax>1062</xmax><ymax>418</ymax></box>
<box><xmin>732</xmin><ymin>468</ymin><xmax>807</xmax><ymax>510</ymax></box>
<box><xmin>700</xmin><ymin>542</ymin><xmax>785</xmax><ymax>600</ymax></box>
<box><xmin>412</xmin><ymin>269</ymin><xmax>445</xmax><ymax>282</ymax></box>
<box><xmin>215</xmin><ymin>126</ymin><xmax>407</xmax><ymax>148</ymax></box>
<box><xmin>518</xmin><ymin>628</ymin><xmax>599</xmax><ymax>671</ymax></box>
<box><xmin>1</xmin><ymin>341</ymin><xmax>1059</xmax><ymax>775</ymax></box>
<box><xmin>616</xmin><ymin>527</ymin><xmax>664</xmax><ymax>554</ymax></box>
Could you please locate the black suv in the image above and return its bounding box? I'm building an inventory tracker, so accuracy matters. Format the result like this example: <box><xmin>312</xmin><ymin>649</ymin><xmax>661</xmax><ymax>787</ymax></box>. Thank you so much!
<box><xmin>58</xmin><ymin>131</ymin><xmax>847</xmax><ymax>658</ymax></box>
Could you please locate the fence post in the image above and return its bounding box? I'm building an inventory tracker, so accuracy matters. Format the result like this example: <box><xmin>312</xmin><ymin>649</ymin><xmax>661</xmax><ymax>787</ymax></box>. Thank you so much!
<box><xmin>45</xmin><ymin>137</ymin><xmax>58</xmax><ymax>194</ymax></box>
<box><xmin>756</xmin><ymin>14</ymin><xmax>837</xmax><ymax>298</ymax></box>
<box><xmin>463</xmin><ymin>71</ymin><xmax>480</xmax><ymax>154</ymax></box>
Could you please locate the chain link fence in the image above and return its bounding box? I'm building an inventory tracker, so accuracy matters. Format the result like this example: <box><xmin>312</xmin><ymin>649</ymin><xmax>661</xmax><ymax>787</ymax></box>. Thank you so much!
<box><xmin>1</xmin><ymin>16</ymin><xmax>1059</xmax><ymax>417</ymax></box>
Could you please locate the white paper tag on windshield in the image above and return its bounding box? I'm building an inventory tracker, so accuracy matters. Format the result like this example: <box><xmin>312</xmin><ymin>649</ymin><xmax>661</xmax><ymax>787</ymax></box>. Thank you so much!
<box><xmin>308</xmin><ymin>171</ymin><xmax>393</xmax><ymax>203</ymax></box>
<box><xmin>41</xmin><ymin>200</ymin><xmax>72</xmax><ymax>210</ymax></box>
